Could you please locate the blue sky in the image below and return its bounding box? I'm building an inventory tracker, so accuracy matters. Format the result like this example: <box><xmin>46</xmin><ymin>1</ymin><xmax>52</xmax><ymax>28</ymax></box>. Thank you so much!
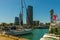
<box><xmin>0</xmin><ymin>0</ymin><xmax>60</xmax><ymax>24</ymax></box>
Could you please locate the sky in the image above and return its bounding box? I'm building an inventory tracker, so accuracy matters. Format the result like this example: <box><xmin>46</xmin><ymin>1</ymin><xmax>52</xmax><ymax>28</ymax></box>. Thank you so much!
<box><xmin>0</xmin><ymin>0</ymin><xmax>60</xmax><ymax>24</ymax></box>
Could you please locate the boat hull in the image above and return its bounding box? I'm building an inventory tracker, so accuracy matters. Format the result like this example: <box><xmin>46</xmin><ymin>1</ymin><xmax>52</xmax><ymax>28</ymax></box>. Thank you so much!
<box><xmin>5</xmin><ymin>29</ymin><xmax>32</xmax><ymax>35</ymax></box>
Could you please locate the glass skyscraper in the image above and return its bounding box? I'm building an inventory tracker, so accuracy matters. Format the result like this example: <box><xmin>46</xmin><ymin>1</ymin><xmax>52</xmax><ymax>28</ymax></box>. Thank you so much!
<box><xmin>26</xmin><ymin>5</ymin><xmax>33</xmax><ymax>28</ymax></box>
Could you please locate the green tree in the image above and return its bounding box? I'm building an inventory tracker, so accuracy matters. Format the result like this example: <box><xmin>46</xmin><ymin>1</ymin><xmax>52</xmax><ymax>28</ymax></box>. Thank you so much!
<box><xmin>9</xmin><ymin>23</ymin><xmax>14</xmax><ymax>26</ymax></box>
<box><xmin>45</xmin><ymin>23</ymin><xmax>50</xmax><ymax>26</ymax></box>
<box><xmin>1</xmin><ymin>23</ymin><xmax>7</xmax><ymax>27</ymax></box>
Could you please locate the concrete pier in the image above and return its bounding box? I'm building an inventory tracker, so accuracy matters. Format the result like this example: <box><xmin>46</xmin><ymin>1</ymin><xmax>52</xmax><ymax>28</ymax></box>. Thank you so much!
<box><xmin>0</xmin><ymin>33</ymin><xmax>28</xmax><ymax>40</ymax></box>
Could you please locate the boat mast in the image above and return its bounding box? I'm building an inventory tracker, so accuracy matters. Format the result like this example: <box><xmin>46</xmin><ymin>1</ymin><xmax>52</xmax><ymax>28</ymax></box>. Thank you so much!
<box><xmin>21</xmin><ymin>0</ymin><xmax>23</xmax><ymax>15</ymax></box>
<box><xmin>19</xmin><ymin>0</ymin><xmax>23</xmax><ymax>27</ymax></box>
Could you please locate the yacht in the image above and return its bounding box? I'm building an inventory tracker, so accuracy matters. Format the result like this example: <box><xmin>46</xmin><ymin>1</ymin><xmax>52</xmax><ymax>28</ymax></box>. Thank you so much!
<box><xmin>4</xmin><ymin>28</ymin><xmax>32</xmax><ymax>35</ymax></box>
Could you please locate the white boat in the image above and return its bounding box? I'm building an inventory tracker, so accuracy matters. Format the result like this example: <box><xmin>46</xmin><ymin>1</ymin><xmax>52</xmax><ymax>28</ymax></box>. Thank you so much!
<box><xmin>40</xmin><ymin>34</ymin><xmax>59</xmax><ymax>40</ymax></box>
<box><xmin>5</xmin><ymin>29</ymin><xmax>32</xmax><ymax>35</ymax></box>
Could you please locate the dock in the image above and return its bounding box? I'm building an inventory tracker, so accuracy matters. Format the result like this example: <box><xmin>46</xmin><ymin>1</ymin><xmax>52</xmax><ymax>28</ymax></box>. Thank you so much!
<box><xmin>0</xmin><ymin>33</ymin><xmax>28</xmax><ymax>40</ymax></box>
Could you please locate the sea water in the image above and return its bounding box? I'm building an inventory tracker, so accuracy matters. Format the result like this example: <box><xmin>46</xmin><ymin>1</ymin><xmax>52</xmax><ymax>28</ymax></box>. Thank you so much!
<box><xmin>17</xmin><ymin>29</ymin><xmax>49</xmax><ymax>40</ymax></box>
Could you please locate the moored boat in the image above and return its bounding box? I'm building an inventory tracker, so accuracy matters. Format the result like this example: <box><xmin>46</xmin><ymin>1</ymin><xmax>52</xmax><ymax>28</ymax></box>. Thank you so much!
<box><xmin>4</xmin><ymin>28</ymin><xmax>32</xmax><ymax>35</ymax></box>
<box><xmin>40</xmin><ymin>34</ymin><xmax>59</xmax><ymax>40</ymax></box>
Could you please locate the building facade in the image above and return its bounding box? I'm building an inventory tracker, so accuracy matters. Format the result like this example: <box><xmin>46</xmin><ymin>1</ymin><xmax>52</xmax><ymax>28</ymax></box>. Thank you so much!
<box><xmin>26</xmin><ymin>5</ymin><xmax>33</xmax><ymax>28</ymax></box>
<box><xmin>33</xmin><ymin>21</ymin><xmax>40</xmax><ymax>27</ymax></box>
<box><xmin>50</xmin><ymin>9</ymin><xmax>54</xmax><ymax>23</ymax></box>
<box><xmin>14</xmin><ymin>17</ymin><xmax>19</xmax><ymax>25</ymax></box>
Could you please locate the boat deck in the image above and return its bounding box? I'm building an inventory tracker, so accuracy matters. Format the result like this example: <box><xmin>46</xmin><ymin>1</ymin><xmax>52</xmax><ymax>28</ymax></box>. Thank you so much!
<box><xmin>40</xmin><ymin>34</ymin><xmax>60</xmax><ymax>40</ymax></box>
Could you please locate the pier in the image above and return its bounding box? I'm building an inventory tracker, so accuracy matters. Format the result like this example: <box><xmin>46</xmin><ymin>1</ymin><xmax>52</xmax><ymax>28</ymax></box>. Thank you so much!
<box><xmin>0</xmin><ymin>33</ymin><xmax>28</xmax><ymax>40</ymax></box>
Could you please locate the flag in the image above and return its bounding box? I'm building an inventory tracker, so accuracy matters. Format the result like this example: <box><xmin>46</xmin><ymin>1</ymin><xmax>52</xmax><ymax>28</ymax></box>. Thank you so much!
<box><xmin>53</xmin><ymin>14</ymin><xmax>57</xmax><ymax>20</ymax></box>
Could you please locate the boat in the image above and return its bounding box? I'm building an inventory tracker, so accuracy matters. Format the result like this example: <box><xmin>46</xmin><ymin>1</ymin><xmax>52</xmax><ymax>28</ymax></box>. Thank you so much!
<box><xmin>1</xmin><ymin>26</ymin><xmax>32</xmax><ymax>35</ymax></box>
<box><xmin>4</xmin><ymin>28</ymin><xmax>32</xmax><ymax>35</ymax></box>
<box><xmin>37</xmin><ymin>26</ymin><xmax>49</xmax><ymax>29</ymax></box>
<box><xmin>40</xmin><ymin>34</ymin><xmax>59</xmax><ymax>40</ymax></box>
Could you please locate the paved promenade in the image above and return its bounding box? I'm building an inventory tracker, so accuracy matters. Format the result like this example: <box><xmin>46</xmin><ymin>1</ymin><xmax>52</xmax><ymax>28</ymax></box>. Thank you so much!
<box><xmin>0</xmin><ymin>33</ymin><xmax>28</xmax><ymax>40</ymax></box>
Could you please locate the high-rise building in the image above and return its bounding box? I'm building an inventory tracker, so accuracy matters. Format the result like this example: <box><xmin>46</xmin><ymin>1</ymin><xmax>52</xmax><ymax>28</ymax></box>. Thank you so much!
<box><xmin>14</xmin><ymin>17</ymin><xmax>19</xmax><ymax>25</ymax></box>
<box><xmin>26</xmin><ymin>5</ymin><xmax>33</xmax><ymax>28</ymax></box>
<box><xmin>50</xmin><ymin>9</ymin><xmax>54</xmax><ymax>23</ymax></box>
<box><xmin>33</xmin><ymin>21</ymin><xmax>40</xmax><ymax>26</ymax></box>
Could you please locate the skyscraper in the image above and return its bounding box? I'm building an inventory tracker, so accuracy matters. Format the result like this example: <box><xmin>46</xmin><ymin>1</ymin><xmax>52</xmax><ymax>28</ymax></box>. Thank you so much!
<box><xmin>50</xmin><ymin>9</ymin><xmax>54</xmax><ymax>23</ymax></box>
<box><xmin>14</xmin><ymin>17</ymin><xmax>19</xmax><ymax>25</ymax></box>
<box><xmin>26</xmin><ymin>5</ymin><xmax>33</xmax><ymax>28</ymax></box>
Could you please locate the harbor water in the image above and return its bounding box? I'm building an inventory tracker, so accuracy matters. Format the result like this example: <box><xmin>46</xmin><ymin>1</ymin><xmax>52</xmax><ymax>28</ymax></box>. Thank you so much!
<box><xmin>17</xmin><ymin>29</ymin><xmax>49</xmax><ymax>40</ymax></box>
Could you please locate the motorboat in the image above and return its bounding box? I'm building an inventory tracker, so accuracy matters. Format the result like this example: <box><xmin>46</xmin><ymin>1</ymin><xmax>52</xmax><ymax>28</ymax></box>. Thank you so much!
<box><xmin>40</xmin><ymin>34</ymin><xmax>59</xmax><ymax>40</ymax></box>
